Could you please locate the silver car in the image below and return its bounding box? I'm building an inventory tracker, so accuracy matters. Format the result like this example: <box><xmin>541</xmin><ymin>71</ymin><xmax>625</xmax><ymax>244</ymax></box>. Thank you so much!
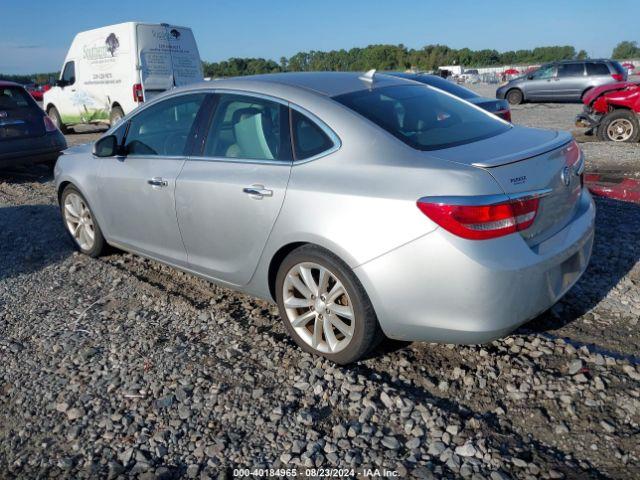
<box><xmin>55</xmin><ymin>72</ymin><xmax>595</xmax><ymax>364</ymax></box>
<box><xmin>496</xmin><ymin>59</ymin><xmax>627</xmax><ymax>104</ymax></box>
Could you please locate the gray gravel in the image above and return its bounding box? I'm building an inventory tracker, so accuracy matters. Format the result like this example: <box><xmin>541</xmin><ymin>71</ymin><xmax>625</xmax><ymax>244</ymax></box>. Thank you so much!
<box><xmin>1</xmin><ymin>97</ymin><xmax>639</xmax><ymax>479</ymax></box>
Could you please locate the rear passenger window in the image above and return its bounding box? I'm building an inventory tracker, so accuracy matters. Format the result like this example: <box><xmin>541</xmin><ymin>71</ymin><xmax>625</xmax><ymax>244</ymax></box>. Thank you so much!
<box><xmin>291</xmin><ymin>109</ymin><xmax>334</xmax><ymax>160</ymax></box>
<box><xmin>586</xmin><ymin>62</ymin><xmax>610</xmax><ymax>75</ymax></box>
<box><xmin>203</xmin><ymin>94</ymin><xmax>291</xmax><ymax>161</ymax></box>
<box><xmin>557</xmin><ymin>63</ymin><xmax>584</xmax><ymax>77</ymax></box>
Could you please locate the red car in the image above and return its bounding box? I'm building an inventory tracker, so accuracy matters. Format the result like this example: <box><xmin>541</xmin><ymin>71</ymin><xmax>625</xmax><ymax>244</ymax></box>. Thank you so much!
<box><xmin>576</xmin><ymin>81</ymin><xmax>640</xmax><ymax>142</ymax></box>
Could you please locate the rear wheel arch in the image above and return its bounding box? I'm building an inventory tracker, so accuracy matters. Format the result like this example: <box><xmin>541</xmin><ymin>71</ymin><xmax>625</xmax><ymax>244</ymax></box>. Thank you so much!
<box><xmin>267</xmin><ymin>241</ymin><xmax>359</xmax><ymax>302</ymax></box>
<box><xmin>268</xmin><ymin>242</ymin><xmax>310</xmax><ymax>301</ymax></box>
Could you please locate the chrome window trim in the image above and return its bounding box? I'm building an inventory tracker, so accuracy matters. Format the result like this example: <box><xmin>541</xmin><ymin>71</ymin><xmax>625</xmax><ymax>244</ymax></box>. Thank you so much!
<box><xmin>419</xmin><ymin>188</ymin><xmax>553</xmax><ymax>206</ymax></box>
<box><xmin>288</xmin><ymin>104</ymin><xmax>342</xmax><ymax>165</ymax></box>
<box><xmin>186</xmin><ymin>155</ymin><xmax>293</xmax><ymax>167</ymax></box>
<box><xmin>103</xmin><ymin>86</ymin><xmax>342</xmax><ymax>166</ymax></box>
<box><xmin>181</xmin><ymin>88</ymin><xmax>342</xmax><ymax>166</ymax></box>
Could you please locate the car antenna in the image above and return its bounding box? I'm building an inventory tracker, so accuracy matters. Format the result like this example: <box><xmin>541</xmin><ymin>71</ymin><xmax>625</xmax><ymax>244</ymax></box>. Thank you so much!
<box><xmin>359</xmin><ymin>69</ymin><xmax>376</xmax><ymax>86</ymax></box>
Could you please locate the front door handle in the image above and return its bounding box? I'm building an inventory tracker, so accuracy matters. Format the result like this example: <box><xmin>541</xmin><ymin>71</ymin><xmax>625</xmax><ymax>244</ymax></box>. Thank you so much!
<box><xmin>243</xmin><ymin>184</ymin><xmax>273</xmax><ymax>199</ymax></box>
<box><xmin>147</xmin><ymin>177</ymin><xmax>168</xmax><ymax>188</ymax></box>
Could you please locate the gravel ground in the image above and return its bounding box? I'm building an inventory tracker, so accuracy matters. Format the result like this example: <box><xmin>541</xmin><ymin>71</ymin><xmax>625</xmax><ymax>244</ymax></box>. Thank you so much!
<box><xmin>1</xmin><ymin>93</ymin><xmax>640</xmax><ymax>479</ymax></box>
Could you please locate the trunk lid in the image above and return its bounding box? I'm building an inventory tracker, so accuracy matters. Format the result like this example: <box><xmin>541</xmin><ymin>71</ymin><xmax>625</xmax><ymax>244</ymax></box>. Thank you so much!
<box><xmin>429</xmin><ymin>126</ymin><xmax>582</xmax><ymax>245</ymax></box>
<box><xmin>0</xmin><ymin>86</ymin><xmax>45</xmax><ymax>141</ymax></box>
<box><xmin>466</xmin><ymin>97</ymin><xmax>509</xmax><ymax>114</ymax></box>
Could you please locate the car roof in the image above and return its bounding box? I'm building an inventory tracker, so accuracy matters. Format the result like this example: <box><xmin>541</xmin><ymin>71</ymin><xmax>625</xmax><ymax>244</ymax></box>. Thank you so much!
<box><xmin>552</xmin><ymin>59</ymin><xmax>611</xmax><ymax>64</ymax></box>
<box><xmin>182</xmin><ymin>72</ymin><xmax>409</xmax><ymax>99</ymax></box>
<box><xmin>0</xmin><ymin>80</ymin><xmax>23</xmax><ymax>88</ymax></box>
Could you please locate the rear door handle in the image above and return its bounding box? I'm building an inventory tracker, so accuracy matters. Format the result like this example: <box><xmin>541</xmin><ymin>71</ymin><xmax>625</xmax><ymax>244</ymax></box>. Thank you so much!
<box><xmin>243</xmin><ymin>184</ymin><xmax>273</xmax><ymax>199</ymax></box>
<box><xmin>147</xmin><ymin>177</ymin><xmax>168</xmax><ymax>188</ymax></box>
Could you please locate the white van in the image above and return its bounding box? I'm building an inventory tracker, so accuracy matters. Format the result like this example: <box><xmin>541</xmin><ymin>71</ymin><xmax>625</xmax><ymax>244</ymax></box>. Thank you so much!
<box><xmin>44</xmin><ymin>22</ymin><xmax>203</xmax><ymax>132</ymax></box>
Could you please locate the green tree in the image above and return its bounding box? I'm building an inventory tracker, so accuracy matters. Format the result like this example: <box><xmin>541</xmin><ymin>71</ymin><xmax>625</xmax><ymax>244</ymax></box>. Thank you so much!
<box><xmin>612</xmin><ymin>41</ymin><xmax>640</xmax><ymax>59</ymax></box>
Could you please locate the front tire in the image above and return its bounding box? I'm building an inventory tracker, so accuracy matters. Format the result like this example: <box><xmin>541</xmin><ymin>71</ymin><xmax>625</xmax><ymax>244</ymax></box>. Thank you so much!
<box><xmin>47</xmin><ymin>106</ymin><xmax>68</xmax><ymax>134</ymax></box>
<box><xmin>276</xmin><ymin>245</ymin><xmax>382</xmax><ymax>364</ymax></box>
<box><xmin>597</xmin><ymin>109</ymin><xmax>640</xmax><ymax>142</ymax></box>
<box><xmin>60</xmin><ymin>185</ymin><xmax>106</xmax><ymax>257</ymax></box>
<box><xmin>506</xmin><ymin>89</ymin><xmax>523</xmax><ymax>105</ymax></box>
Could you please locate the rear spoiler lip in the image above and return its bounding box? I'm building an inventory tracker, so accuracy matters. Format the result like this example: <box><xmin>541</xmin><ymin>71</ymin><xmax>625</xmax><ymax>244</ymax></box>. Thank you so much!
<box><xmin>470</xmin><ymin>132</ymin><xmax>573</xmax><ymax>168</ymax></box>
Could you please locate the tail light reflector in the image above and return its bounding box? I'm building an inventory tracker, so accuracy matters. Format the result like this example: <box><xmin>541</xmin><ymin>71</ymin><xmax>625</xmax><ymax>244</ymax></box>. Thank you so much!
<box><xmin>417</xmin><ymin>196</ymin><xmax>541</xmax><ymax>240</ymax></box>
<box><xmin>496</xmin><ymin>109</ymin><xmax>511</xmax><ymax>122</ymax></box>
<box><xmin>612</xmin><ymin>73</ymin><xmax>624</xmax><ymax>81</ymax></box>
<box><xmin>133</xmin><ymin>83</ymin><xmax>144</xmax><ymax>102</ymax></box>
<box><xmin>44</xmin><ymin>116</ymin><xmax>58</xmax><ymax>132</ymax></box>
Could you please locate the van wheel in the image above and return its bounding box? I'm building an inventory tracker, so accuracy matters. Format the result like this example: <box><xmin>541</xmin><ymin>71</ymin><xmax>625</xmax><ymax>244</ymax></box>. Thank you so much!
<box><xmin>275</xmin><ymin>244</ymin><xmax>383</xmax><ymax>364</ymax></box>
<box><xmin>506</xmin><ymin>89</ymin><xmax>523</xmax><ymax>105</ymax></box>
<box><xmin>110</xmin><ymin>106</ymin><xmax>125</xmax><ymax>126</ymax></box>
<box><xmin>47</xmin><ymin>106</ymin><xmax>68</xmax><ymax>134</ymax></box>
<box><xmin>597</xmin><ymin>110</ymin><xmax>640</xmax><ymax>142</ymax></box>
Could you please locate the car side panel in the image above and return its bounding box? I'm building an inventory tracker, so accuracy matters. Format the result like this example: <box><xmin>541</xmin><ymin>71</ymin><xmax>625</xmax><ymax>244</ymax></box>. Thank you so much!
<box><xmin>244</xmin><ymin>130</ymin><xmax>505</xmax><ymax>301</ymax></box>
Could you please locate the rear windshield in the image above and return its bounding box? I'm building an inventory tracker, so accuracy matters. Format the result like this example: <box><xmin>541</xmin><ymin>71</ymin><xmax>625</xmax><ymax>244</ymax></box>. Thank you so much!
<box><xmin>334</xmin><ymin>85</ymin><xmax>510</xmax><ymax>151</ymax></box>
<box><xmin>611</xmin><ymin>61</ymin><xmax>626</xmax><ymax>75</ymax></box>
<box><xmin>0</xmin><ymin>86</ymin><xmax>34</xmax><ymax>110</ymax></box>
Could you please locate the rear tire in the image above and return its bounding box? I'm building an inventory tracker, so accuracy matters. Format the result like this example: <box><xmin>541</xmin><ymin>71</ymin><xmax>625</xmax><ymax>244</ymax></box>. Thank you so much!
<box><xmin>506</xmin><ymin>89</ymin><xmax>523</xmax><ymax>105</ymax></box>
<box><xmin>109</xmin><ymin>106</ymin><xmax>125</xmax><ymax>126</ymax></box>
<box><xmin>597</xmin><ymin>110</ymin><xmax>640</xmax><ymax>142</ymax></box>
<box><xmin>60</xmin><ymin>185</ymin><xmax>106</xmax><ymax>257</ymax></box>
<box><xmin>47</xmin><ymin>106</ymin><xmax>68</xmax><ymax>134</ymax></box>
<box><xmin>275</xmin><ymin>244</ymin><xmax>383</xmax><ymax>364</ymax></box>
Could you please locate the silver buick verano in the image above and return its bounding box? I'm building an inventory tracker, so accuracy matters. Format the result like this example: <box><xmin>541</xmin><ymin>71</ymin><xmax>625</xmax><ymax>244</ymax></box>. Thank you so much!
<box><xmin>55</xmin><ymin>72</ymin><xmax>595</xmax><ymax>363</ymax></box>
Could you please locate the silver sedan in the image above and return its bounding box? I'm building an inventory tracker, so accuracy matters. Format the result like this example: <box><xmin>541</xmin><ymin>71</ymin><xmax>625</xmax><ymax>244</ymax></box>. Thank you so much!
<box><xmin>54</xmin><ymin>72</ymin><xmax>595</xmax><ymax>364</ymax></box>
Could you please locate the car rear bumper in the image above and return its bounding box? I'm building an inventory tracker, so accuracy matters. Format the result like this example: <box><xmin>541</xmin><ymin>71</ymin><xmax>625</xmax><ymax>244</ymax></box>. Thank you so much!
<box><xmin>0</xmin><ymin>132</ymin><xmax>66</xmax><ymax>167</ymax></box>
<box><xmin>354</xmin><ymin>188</ymin><xmax>595</xmax><ymax>344</ymax></box>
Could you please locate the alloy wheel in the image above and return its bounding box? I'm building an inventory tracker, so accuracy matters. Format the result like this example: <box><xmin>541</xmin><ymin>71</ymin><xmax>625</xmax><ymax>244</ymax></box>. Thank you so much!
<box><xmin>282</xmin><ymin>262</ymin><xmax>355</xmax><ymax>354</ymax></box>
<box><xmin>64</xmin><ymin>193</ymin><xmax>96</xmax><ymax>251</ymax></box>
<box><xmin>607</xmin><ymin>118</ymin><xmax>634</xmax><ymax>142</ymax></box>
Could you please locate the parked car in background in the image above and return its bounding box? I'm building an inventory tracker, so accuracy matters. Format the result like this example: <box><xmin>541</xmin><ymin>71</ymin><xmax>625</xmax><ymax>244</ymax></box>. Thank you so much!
<box><xmin>496</xmin><ymin>59</ymin><xmax>627</xmax><ymax>105</ymax></box>
<box><xmin>44</xmin><ymin>22</ymin><xmax>203</xmax><ymax>133</ymax></box>
<box><xmin>0</xmin><ymin>81</ymin><xmax>66</xmax><ymax>168</ymax></box>
<box><xmin>576</xmin><ymin>81</ymin><xmax>640</xmax><ymax>142</ymax></box>
<box><xmin>55</xmin><ymin>72</ymin><xmax>593</xmax><ymax>364</ymax></box>
<box><xmin>24</xmin><ymin>84</ymin><xmax>44</xmax><ymax>102</ymax></box>
<box><xmin>388</xmin><ymin>72</ymin><xmax>511</xmax><ymax>121</ymax></box>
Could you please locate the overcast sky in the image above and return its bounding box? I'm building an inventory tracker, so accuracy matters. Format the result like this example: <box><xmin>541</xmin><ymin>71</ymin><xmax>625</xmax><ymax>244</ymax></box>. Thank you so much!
<box><xmin>2</xmin><ymin>0</ymin><xmax>639</xmax><ymax>74</ymax></box>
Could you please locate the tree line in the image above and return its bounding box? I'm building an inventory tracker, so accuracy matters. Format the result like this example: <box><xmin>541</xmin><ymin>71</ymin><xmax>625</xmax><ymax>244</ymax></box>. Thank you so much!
<box><xmin>2</xmin><ymin>41</ymin><xmax>637</xmax><ymax>83</ymax></box>
<box><xmin>202</xmin><ymin>44</ymin><xmax>588</xmax><ymax>77</ymax></box>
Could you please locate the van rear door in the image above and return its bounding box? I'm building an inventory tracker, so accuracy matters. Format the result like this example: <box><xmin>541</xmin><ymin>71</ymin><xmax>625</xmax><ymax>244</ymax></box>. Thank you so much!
<box><xmin>136</xmin><ymin>24</ymin><xmax>203</xmax><ymax>101</ymax></box>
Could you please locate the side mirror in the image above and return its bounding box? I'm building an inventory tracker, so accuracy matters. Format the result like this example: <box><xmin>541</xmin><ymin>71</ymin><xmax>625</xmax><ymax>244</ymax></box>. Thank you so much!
<box><xmin>527</xmin><ymin>74</ymin><xmax>534</xmax><ymax>80</ymax></box>
<box><xmin>93</xmin><ymin>135</ymin><xmax>120</xmax><ymax>157</ymax></box>
<box><xmin>56</xmin><ymin>79</ymin><xmax>67</xmax><ymax>88</ymax></box>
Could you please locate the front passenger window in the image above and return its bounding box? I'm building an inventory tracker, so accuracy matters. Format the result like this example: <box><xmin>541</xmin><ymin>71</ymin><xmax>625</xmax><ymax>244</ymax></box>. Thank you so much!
<box><xmin>531</xmin><ymin>65</ymin><xmax>554</xmax><ymax>80</ymax></box>
<box><xmin>124</xmin><ymin>93</ymin><xmax>206</xmax><ymax>157</ymax></box>
<box><xmin>61</xmin><ymin>62</ymin><xmax>76</xmax><ymax>86</ymax></box>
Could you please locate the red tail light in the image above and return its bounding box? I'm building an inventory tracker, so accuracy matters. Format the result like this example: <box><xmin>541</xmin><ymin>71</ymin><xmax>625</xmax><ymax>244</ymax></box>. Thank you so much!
<box><xmin>43</xmin><ymin>116</ymin><xmax>58</xmax><ymax>132</ymax></box>
<box><xmin>133</xmin><ymin>83</ymin><xmax>144</xmax><ymax>102</ymax></box>
<box><xmin>612</xmin><ymin>73</ymin><xmax>624</xmax><ymax>81</ymax></box>
<box><xmin>497</xmin><ymin>109</ymin><xmax>511</xmax><ymax>122</ymax></box>
<box><xmin>417</xmin><ymin>197</ymin><xmax>540</xmax><ymax>240</ymax></box>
